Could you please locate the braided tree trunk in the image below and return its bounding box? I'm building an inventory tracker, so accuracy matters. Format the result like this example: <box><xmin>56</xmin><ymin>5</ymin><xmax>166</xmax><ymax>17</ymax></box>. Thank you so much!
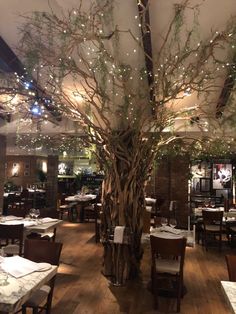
<box><xmin>99</xmin><ymin>129</ymin><xmax>153</xmax><ymax>285</ymax></box>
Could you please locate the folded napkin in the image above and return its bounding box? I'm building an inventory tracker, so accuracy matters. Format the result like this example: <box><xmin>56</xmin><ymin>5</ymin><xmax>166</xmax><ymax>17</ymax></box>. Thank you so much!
<box><xmin>161</xmin><ymin>225</ymin><xmax>182</xmax><ymax>234</ymax></box>
<box><xmin>145</xmin><ymin>198</ymin><xmax>156</xmax><ymax>204</ymax></box>
<box><xmin>40</xmin><ymin>217</ymin><xmax>58</xmax><ymax>223</ymax></box>
<box><xmin>2</xmin><ymin>256</ymin><xmax>40</xmax><ymax>278</ymax></box>
<box><xmin>1</xmin><ymin>220</ymin><xmax>25</xmax><ymax>226</ymax></box>
<box><xmin>4</xmin><ymin>215</ymin><xmax>23</xmax><ymax>221</ymax></box>
<box><xmin>114</xmin><ymin>226</ymin><xmax>125</xmax><ymax>244</ymax></box>
<box><xmin>85</xmin><ymin>194</ymin><xmax>97</xmax><ymax>199</ymax></box>
<box><xmin>23</xmin><ymin>221</ymin><xmax>38</xmax><ymax>227</ymax></box>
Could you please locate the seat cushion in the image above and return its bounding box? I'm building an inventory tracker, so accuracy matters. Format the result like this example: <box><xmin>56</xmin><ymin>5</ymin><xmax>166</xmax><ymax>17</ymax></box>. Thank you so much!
<box><xmin>156</xmin><ymin>259</ymin><xmax>181</xmax><ymax>274</ymax></box>
<box><xmin>205</xmin><ymin>225</ymin><xmax>221</xmax><ymax>232</ymax></box>
<box><xmin>24</xmin><ymin>285</ymin><xmax>51</xmax><ymax>307</ymax></box>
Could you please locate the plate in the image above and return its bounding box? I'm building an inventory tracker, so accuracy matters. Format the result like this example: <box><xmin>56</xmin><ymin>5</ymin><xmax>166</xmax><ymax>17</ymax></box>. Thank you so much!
<box><xmin>36</xmin><ymin>263</ymin><xmax>52</xmax><ymax>272</ymax></box>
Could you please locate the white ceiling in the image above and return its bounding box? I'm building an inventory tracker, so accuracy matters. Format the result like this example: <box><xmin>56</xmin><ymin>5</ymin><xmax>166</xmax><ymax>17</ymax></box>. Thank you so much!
<box><xmin>0</xmin><ymin>0</ymin><xmax>235</xmax><ymax>153</ymax></box>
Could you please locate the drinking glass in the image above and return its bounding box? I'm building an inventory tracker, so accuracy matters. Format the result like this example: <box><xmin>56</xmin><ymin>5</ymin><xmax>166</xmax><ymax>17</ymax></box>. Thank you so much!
<box><xmin>34</xmin><ymin>209</ymin><xmax>40</xmax><ymax>220</ymax></box>
<box><xmin>169</xmin><ymin>218</ymin><xmax>177</xmax><ymax>228</ymax></box>
<box><xmin>161</xmin><ymin>217</ymin><xmax>168</xmax><ymax>226</ymax></box>
<box><xmin>29</xmin><ymin>208</ymin><xmax>36</xmax><ymax>219</ymax></box>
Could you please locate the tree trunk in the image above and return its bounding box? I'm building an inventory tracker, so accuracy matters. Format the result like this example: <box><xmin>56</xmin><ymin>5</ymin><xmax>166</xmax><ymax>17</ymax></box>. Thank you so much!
<box><xmin>100</xmin><ymin>159</ymin><xmax>147</xmax><ymax>284</ymax></box>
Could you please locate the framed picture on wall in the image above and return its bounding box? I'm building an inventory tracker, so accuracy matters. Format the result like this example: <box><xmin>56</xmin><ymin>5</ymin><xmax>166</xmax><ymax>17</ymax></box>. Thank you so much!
<box><xmin>200</xmin><ymin>178</ymin><xmax>211</xmax><ymax>192</ymax></box>
<box><xmin>24</xmin><ymin>162</ymin><xmax>30</xmax><ymax>169</ymax></box>
<box><xmin>213</xmin><ymin>163</ymin><xmax>232</xmax><ymax>189</ymax></box>
<box><xmin>12</xmin><ymin>163</ymin><xmax>19</xmax><ymax>177</ymax></box>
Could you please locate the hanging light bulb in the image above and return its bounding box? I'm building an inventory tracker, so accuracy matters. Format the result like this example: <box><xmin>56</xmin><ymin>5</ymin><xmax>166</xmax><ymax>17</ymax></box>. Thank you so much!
<box><xmin>30</xmin><ymin>100</ymin><xmax>42</xmax><ymax>116</ymax></box>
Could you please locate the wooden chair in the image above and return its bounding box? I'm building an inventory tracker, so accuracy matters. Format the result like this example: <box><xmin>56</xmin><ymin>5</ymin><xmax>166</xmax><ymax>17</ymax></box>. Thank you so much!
<box><xmin>150</xmin><ymin>235</ymin><xmax>187</xmax><ymax>312</ymax></box>
<box><xmin>225</xmin><ymin>254</ymin><xmax>236</xmax><ymax>281</ymax></box>
<box><xmin>202</xmin><ymin>210</ymin><xmax>223</xmax><ymax>251</ymax></box>
<box><xmin>7</xmin><ymin>207</ymin><xmax>28</xmax><ymax>218</ymax></box>
<box><xmin>84</xmin><ymin>203</ymin><xmax>96</xmax><ymax>222</ymax></box>
<box><xmin>0</xmin><ymin>223</ymin><xmax>24</xmax><ymax>256</ymax></box>
<box><xmin>22</xmin><ymin>239</ymin><xmax>63</xmax><ymax>314</ymax></box>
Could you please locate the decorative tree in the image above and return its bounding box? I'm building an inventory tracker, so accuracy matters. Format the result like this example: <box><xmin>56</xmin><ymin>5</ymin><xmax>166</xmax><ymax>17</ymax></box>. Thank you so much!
<box><xmin>1</xmin><ymin>0</ymin><xmax>236</xmax><ymax>283</ymax></box>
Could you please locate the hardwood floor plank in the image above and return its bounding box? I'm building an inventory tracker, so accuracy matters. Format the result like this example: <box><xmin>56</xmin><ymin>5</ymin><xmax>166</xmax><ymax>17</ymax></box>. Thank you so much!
<box><xmin>50</xmin><ymin>222</ymin><xmax>234</xmax><ymax>314</ymax></box>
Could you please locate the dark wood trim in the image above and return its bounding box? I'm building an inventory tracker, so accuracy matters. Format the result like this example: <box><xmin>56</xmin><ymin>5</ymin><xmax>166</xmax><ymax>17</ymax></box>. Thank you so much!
<box><xmin>137</xmin><ymin>0</ymin><xmax>154</xmax><ymax>103</ymax></box>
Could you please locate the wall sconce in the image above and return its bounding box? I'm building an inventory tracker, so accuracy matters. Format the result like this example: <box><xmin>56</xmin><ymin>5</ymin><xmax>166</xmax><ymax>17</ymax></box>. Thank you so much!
<box><xmin>12</xmin><ymin>163</ymin><xmax>19</xmax><ymax>177</ymax></box>
<box><xmin>42</xmin><ymin>161</ymin><xmax>47</xmax><ymax>173</ymax></box>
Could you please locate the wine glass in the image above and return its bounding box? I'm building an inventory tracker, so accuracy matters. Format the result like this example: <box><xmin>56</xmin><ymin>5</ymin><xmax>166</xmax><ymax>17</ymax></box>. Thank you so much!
<box><xmin>34</xmin><ymin>209</ymin><xmax>40</xmax><ymax>220</ymax></box>
<box><xmin>161</xmin><ymin>217</ymin><xmax>168</xmax><ymax>227</ymax></box>
<box><xmin>169</xmin><ymin>218</ymin><xmax>177</xmax><ymax>228</ymax></box>
<box><xmin>29</xmin><ymin>208</ymin><xmax>36</xmax><ymax>219</ymax></box>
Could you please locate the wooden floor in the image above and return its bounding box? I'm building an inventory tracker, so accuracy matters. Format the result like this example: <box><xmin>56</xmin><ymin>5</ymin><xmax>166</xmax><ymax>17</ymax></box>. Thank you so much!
<box><xmin>51</xmin><ymin>222</ymin><xmax>234</xmax><ymax>314</ymax></box>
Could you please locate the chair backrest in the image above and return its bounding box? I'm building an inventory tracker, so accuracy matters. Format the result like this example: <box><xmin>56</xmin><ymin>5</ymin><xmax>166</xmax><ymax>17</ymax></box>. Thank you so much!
<box><xmin>150</xmin><ymin>235</ymin><xmax>187</xmax><ymax>272</ymax></box>
<box><xmin>0</xmin><ymin>224</ymin><xmax>24</xmax><ymax>255</ymax></box>
<box><xmin>143</xmin><ymin>209</ymin><xmax>151</xmax><ymax>233</ymax></box>
<box><xmin>7</xmin><ymin>207</ymin><xmax>28</xmax><ymax>218</ymax></box>
<box><xmin>202</xmin><ymin>210</ymin><xmax>223</xmax><ymax>226</ymax></box>
<box><xmin>225</xmin><ymin>254</ymin><xmax>236</xmax><ymax>281</ymax></box>
<box><xmin>24</xmin><ymin>239</ymin><xmax>63</xmax><ymax>265</ymax></box>
<box><xmin>39</xmin><ymin>208</ymin><xmax>59</xmax><ymax>219</ymax></box>
<box><xmin>20</xmin><ymin>189</ymin><xmax>30</xmax><ymax>199</ymax></box>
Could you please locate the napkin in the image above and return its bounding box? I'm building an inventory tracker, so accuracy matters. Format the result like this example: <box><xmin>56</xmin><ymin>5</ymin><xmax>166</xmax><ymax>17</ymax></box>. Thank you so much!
<box><xmin>161</xmin><ymin>225</ymin><xmax>181</xmax><ymax>234</ymax></box>
<box><xmin>4</xmin><ymin>216</ymin><xmax>23</xmax><ymax>221</ymax></box>
<box><xmin>114</xmin><ymin>226</ymin><xmax>125</xmax><ymax>243</ymax></box>
<box><xmin>2</xmin><ymin>256</ymin><xmax>40</xmax><ymax>278</ymax></box>
<box><xmin>40</xmin><ymin>217</ymin><xmax>58</xmax><ymax>223</ymax></box>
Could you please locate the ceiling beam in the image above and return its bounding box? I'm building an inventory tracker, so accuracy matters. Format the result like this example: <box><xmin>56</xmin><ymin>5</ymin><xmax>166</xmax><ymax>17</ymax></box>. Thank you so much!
<box><xmin>0</xmin><ymin>36</ymin><xmax>25</xmax><ymax>75</ymax></box>
<box><xmin>216</xmin><ymin>54</ymin><xmax>236</xmax><ymax>117</ymax></box>
<box><xmin>137</xmin><ymin>0</ymin><xmax>154</xmax><ymax>103</ymax></box>
<box><xmin>0</xmin><ymin>36</ymin><xmax>61</xmax><ymax>121</ymax></box>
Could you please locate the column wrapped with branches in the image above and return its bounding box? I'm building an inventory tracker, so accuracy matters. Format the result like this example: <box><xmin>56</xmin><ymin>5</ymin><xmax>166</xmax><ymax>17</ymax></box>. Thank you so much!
<box><xmin>1</xmin><ymin>0</ymin><xmax>236</xmax><ymax>283</ymax></box>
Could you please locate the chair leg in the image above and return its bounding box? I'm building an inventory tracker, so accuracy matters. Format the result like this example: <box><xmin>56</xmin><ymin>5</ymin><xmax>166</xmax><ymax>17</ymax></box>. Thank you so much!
<box><xmin>32</xmin><ymin>307</ymin><xmax>39</xmax><ymax>314</ymax></box>
<box><xmin>204</xmin><ymin>231</ymin><xmax>208</xmax><ymax>251</ymax></box>
<box><xmin>176</xmin><ymin>276</ymin><xmax>182</xmax><ymax>312</ymax></box>
<box><xmin>153</xmin><ymin>275</ymin><xmax>159</xmax><ymax>310</ymax></box>
<box><xmin>45</xmin><ymin>287</ymin><xmax>54</xmax><ymax>314</ymax></box>
<box><xmin>22</xmin><ymin>306</ymin><xmax>27</xmax><ymax>314</ymax></box>
<box><xmin>219</xmin><ymin>232</ymin><xmax>222</xmax><ymax>252</ymax></box>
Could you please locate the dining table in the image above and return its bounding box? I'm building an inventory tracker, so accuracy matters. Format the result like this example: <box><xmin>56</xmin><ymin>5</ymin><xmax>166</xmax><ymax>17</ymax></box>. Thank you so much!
<box><xmin>65</xmin><ymin>194</ymin><xmax>97</xmax><ymax>222</ymax></box>
<box><xmin>0</xmin><ymin>216</ymin><xmax>63</xmax><ymax>238</ymax></box>
<box><xmin>142</xmin><ymin>225</ymin><xmax>196</xmax><ymax>247</ymax></box>
<box><xmin>193</xmin><ymin>207</ymin><xmax>236</xmax><ymax>231</ymax></box>
<box><xmin>0</xmin><ymin>255</ymin><xmax>57</xmax><ymax>313</ymax></box>
<box><xmin>221</xmin><ymin>281</ymin><xmax>236</xmax><ymax>313</ymax></box>
<box><xmin>193</xmin><ymin>207</ymin><xmax>236</xmax><ymax>218</ymax></box>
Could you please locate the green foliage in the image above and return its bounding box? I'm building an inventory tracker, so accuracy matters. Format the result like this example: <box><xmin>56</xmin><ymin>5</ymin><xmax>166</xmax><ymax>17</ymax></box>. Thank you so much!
<box><xmin>4</xmin><ymin>181</ymin><xmax>18</xmax><ymax>192</ymax></box>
